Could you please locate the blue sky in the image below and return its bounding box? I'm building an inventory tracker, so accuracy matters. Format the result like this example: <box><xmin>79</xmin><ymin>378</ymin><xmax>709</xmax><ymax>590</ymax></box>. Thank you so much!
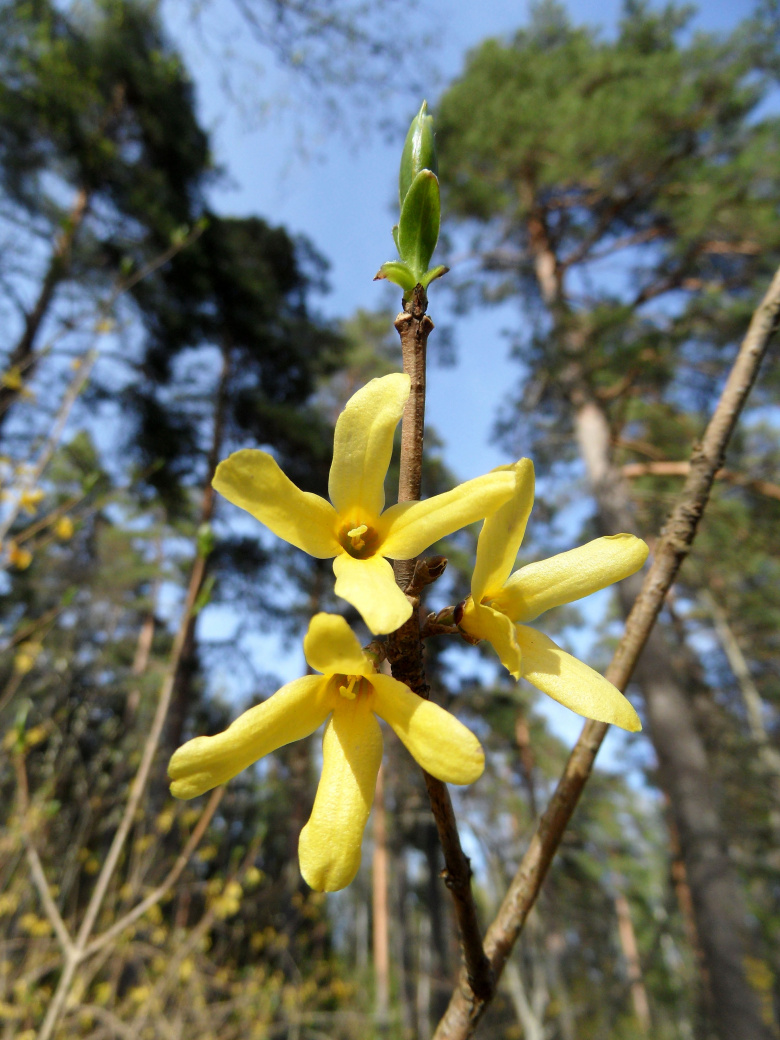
<box><xmin>162</xmin><ymin>0</ymin><xmax>750</xmax><ymax>755</ymax></box>
<box><xmin>164</xmin><ymin>0</ymin><xmax>748</xmax><ymax>478</ymax></box>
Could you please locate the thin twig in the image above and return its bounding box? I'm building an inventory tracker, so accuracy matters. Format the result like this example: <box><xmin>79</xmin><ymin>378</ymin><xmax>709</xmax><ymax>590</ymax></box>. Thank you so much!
<box><xmin>433</xmin><ymin>263</ymin><xmax>780</xmax><ymax>1040</ymax></box>
<box><xmin>388</xmin><ymin>286</ymin><xmax>493</xmax><ymax>1003</ymax></box>
<box><xmin>0</xmin><ymin>349</ymin><xmax>97</xmax><ymax>545</ymax></box>
<box><xmin>621</xmin><ymin>460</ymin><xmax>780</xmax><ymax>503</ymax></box>
<box><xmin>14</xmin><ymin>755</ymin><xmax>75</xmax><ymax>958</ymax></box>
<box><xmin>84</xmin><ymin>786</ymin><xmax>225</xmax><ymax>959</ymax></box>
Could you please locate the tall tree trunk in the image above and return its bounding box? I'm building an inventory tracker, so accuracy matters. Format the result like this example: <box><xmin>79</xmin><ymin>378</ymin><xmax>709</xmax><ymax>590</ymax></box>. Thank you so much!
<box><xmin>0</xmin><ymin>187</ymin><xmax>89</xmax><ymax>437</ymax></box>
<box><xmin>519</xmin><ymin>191</ymin><xmax>774</xmax><ymax>1040</ymax></box>
<box><xmin>417</xmin><ymin>913</ymin><xmax>433</xmax><ymax>1040</ymax></box>
<box><xmin>614</xmin><ymin>889</ymin><xmax>651</xmax><ymax>1033</ymax></box>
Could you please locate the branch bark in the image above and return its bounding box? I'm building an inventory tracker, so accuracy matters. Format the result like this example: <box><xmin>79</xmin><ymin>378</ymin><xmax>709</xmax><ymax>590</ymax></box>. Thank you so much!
<box><xmin>388</xmin><ymin>286</ymin><xmax>493</xmax><ymax>1004</ymax></box>
<box><xmin>433</xmin><ymin>263</ymin><xmax>780</xmax><ymax>1040</ymax></box>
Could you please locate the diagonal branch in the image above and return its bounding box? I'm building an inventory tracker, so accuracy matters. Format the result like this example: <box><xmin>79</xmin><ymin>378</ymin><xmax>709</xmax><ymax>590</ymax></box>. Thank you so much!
<box><xmin>433</xmin><ymin>262</ymin><xmax>780</xmax><ymax>1040</ymax></box>
<box><xmin>14</xmin><ymin>754</ymin><xmax>75</xmax><ymax>959</ymax></box>
<box><xmin>84</xmin><ymin>786</ymin><xmax>224</xmax><ymax>959</ymax></box>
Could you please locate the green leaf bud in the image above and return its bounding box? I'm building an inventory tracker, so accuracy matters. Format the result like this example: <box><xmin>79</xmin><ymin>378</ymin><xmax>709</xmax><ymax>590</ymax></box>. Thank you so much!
<box><xmin>374</xmin><ymin>260</ymin><xmax>417</xmax><ymax>292</ymax></box>
<box><xmin>197</xmin><ymin>522</ymin><xmax>215</xmax><ymax>558</ymax></box>
<box><xmin>420</xmin><ymin>264</ymin><xmax>449</xmax><ymax>290</ymax></box>
<box><xmin>399</xmin><ymin>100</ymin><xmax>438</xmax><ymax>207</ymax></box>
<box><xmin>397</xmin><ymin>170</ymin><xmax>441</xmax><ymax>280</ymax></box>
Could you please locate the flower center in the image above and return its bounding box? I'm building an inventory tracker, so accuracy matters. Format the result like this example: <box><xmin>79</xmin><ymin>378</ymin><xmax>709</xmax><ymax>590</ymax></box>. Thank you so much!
<box><xmin>337</xmin><ymin>674</ymin><xmax>365</xmax><ymax>700</ymax></box>
<box><xmin>338</xmin><ymin>520</ymin><xmax>380</xmax><ymax>560</ymax></box>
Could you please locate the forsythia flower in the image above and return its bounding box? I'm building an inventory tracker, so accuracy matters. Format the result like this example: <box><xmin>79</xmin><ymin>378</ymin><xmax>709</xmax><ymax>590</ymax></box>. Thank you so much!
<box><xmin>54</xmin><ymin>515</ymin><xmax>74</xmax><ymax>539</ymax></box>
<box><xmin>459</xmin><ymin>459</ymin><xmax>647</xmax><ymax>731</ymax></box>
<box><xmin>169</xmin><ymin>613</ymin><xmax>484</xmax><ymax>891</ymax></box>
<box><xmin>213</xmin><ymin>373</ymin><xmax>515</xmax><ymax>635</ymax></box>
<box><xmin>7</xmin><ymin>542</ymin><xmax>32</xmax><ymax>570</ymax></box>
<box><xmin>19</xmin><ymin>488</ymin><xmax>44</xmax><ymax>514</ymax></box>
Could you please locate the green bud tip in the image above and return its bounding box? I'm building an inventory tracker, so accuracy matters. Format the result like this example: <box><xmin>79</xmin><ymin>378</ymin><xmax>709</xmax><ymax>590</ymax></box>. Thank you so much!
<box><xmin>399</xmin><ymin>100</ymin><xmax>438</xmax><ymax>208</ymax></box>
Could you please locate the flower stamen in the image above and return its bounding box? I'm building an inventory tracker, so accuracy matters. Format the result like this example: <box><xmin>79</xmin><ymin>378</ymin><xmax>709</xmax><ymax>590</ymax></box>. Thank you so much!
<box><xmin>347</xmin><ymin>525</ymin><xmax>368</xmax><ymax>551</ymax></box>
<box><xmin>338</xmin><ymin>675</ymin><xmax>359</xmax><ymax>700</ymax></box>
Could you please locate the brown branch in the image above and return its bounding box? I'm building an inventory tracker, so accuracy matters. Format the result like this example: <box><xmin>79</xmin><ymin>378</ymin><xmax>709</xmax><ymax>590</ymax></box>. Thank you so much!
<box><xmin>388</xmin><ymin>286</ymin><xmax>493</xmax><ymax>1003</ymax></box>
<box><xmin>14</xmin><ymin>754</ymin><xmax>75</xmax><ymax>958</ymax></box>
<box><xmin>622</xmin><ymin>460</ymin><xmax>780</xmax><ymax>503</ymax></box>
<box><xmin>433</xmin><ymin>262</ymin><xmax>780</xmax><ymax>1040</ymax></box>
<box><xmin>83</xmin><ymin>786</ymin><xmax>225</xmax><ymax>959</ymax></box>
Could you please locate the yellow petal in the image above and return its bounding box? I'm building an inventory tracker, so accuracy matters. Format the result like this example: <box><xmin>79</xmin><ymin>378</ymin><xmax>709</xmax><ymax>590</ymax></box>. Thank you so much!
<box><xmin>303</xmin><ymin>612</ymin><xmax>374</xmax><ymax>677</ymax></box>
<box><xmin>328</xmin><ymin>373</ymin><xmax>410</xmax><ymax>519</ymax></box>
<box><xmin>298</xmin><ymin>699</ymin><xmax>383</xmax><ymax>891</ymax></box>
<box><xmin>471</xmin><ymin>459</ymin><xmax>535</xmax><ymax>602</ymax></box>
<box><xmin>333</xmin><ymin>552</ymin><xmax>412</xmax><ymax>635</ymax></box>
<box><xmin>378</xmin><ymin>469</ymin><xmax>517</xmax><ymax>560</ymax></box>
<box><xmin>459</xmin><ymin>599</ymin><xmax>523</xmax><ymax>679</ymax></box>
<box><xmin>370</xmin><ymin>673</ymin><xmax>484</xmax><ymax>784</ymax></box>
<box><xmin>493</xmin><ymin>534</ymin><xmax>649</xmax><ymax>623</ymax></box>
<box><xmin>515</xmin><ymin>625</ymin><xmax>641</xmax><ymax>732</ymax></box>
<box><xmin>168</xmin><ymin>676</ymin><xmax>330</xmax><ymax>799</ymax></box>
<box><xmin>213</xmin><ymin>449</ymin><xmax>340</xmax><ymax>558</ymax></box>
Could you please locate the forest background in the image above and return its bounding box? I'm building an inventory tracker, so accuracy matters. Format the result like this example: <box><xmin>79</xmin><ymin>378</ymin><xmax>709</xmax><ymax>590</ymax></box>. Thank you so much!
<box><xmin>1</xmin><ymin>0</ymin><xmax>779</xmax><ymax>1038</ymax></box>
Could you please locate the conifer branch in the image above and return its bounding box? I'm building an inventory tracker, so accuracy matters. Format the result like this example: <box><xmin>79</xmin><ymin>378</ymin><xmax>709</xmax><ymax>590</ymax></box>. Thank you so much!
<box><xmin>433</xmin><ymin>263</ymin><xmax>780</xmax><ymax>1040</ymax></box>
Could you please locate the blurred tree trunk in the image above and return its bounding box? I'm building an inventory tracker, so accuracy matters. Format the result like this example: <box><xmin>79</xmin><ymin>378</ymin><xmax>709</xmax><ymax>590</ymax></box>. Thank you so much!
<box><xmin>0</xmin><ymin>187</ymin><xmax>89</xmax><ymax>436</ymax></box>
<box><xmin>164</xmin><ymin>340</ymin><xmax>231</xmax><ymax>756</ymax></box>
<box><xmin>373</xmin><ymin>764</ymin><xmax>390</xmax><ymax>1033</ymax></box>
<box><xmin>614</xmin><ymin>890</ymin><xmax>651</xmax><ymax>1033</ymax></box>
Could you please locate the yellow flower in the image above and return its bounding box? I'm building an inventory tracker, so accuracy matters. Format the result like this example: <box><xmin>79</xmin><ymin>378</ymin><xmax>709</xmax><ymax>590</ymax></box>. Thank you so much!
<box><xmin>213</xmin><ymin>373</ymin><xmax>515</xmax><ymax>635</ymax></box>
<box><xmin>7</xmin><ymin>542</ymin><xmax>32</xmax><ymax>570</ymax></box>
<box><xmin>459</xmin><ymin>459</ymin><xmax>647</xmax><ymax>731</ymax></box>
<box><xmin>169</xmin><ymin>613</ymin><xmax>484</xmax><ymax>891</ymax></box>
<box><xmin>19</xmin><ymin>488</ymin><xmax>44</xmax><ymax>515</ymax></box>
<box><xmin>54</xmin><ymin>515</ymin><xmax>74</xmax><ymax>539</ymax></box>
<box><xmin>14</xmin><ymin>642</ymin><xmax>42</xmax><ymax>675</ymax></box>
<box><xmin>1</xmin><ymin>366</ymin><xmax>23</xmax><ymax>390</ymax></box>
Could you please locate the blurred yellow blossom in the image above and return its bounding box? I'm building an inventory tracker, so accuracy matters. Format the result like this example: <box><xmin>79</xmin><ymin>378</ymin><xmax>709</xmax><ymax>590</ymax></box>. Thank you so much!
<box><xmin>54</xmin><ymin>515</ymin><xmax>74</xmax><ymax>539</ymax></box>
<box><xmin>19</xmin><ymin>488</ymin><xmax>44</xmax><ymax>514</ymax></box>
<box><xmin>14</xmin><ymin>642</ymin><xmax>42</xmax><ymax>675</ymax></box>
<box><xmin>7</xmin><ymin>543</ymin><xmax>32</xmax><ymax>570</ymax></box>
<box><xmin>1</xmin><ymin>367</ymin><xmax>23</xmax><ymax>390</ymax></box>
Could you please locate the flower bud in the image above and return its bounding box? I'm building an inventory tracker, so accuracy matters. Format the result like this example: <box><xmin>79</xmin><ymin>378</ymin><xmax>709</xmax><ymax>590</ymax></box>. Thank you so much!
<box><xmin>399</xmin><ymin>101</ymin><xmax>438</xmax><ymax>207</ymax></box>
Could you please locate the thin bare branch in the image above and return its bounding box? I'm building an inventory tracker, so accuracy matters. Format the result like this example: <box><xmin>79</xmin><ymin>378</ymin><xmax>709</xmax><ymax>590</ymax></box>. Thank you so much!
<box><xmin>14</xmin><ymin>755</ymin><xmax>75</xmax><ymax>958</ymax></box>
<box><xmin>622</xmin><ymin>460</ymin><xmax>780</xmax><ymax>503</ymax></box>
<box><xmin>84</xmin><ymin>786</ymin><xmax>225</xmax><ymax>959</ymax></box>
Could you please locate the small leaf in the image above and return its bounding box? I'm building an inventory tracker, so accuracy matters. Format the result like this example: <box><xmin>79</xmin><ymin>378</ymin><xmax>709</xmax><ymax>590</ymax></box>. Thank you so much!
<box><xmin>197</xmin><ymin>522</ymin><xmax>215</xmax><ymax>558</ymax></box>
<box><xmin>192</xmin><ymin>574</ymin><xmax>216</xmax><ymax>617</ymax></box>
<box><xmin>420</xmin><ymin>264</ymin><xmax>449</xmax><ymax>289</ymax></box>
<box><xmin>374</xmin><ymin>261</ymin><xmax>417</xmax><ymax>291</ymax></box>
<box><xmin>397</xmin><ymin>170</ymin><xmax>440</xmax><ymax>279</ymax></box>
<box><xmin>392</xmin><ymin>224</ymin><xmax>400</xmax><ymax>252</ymax></box>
